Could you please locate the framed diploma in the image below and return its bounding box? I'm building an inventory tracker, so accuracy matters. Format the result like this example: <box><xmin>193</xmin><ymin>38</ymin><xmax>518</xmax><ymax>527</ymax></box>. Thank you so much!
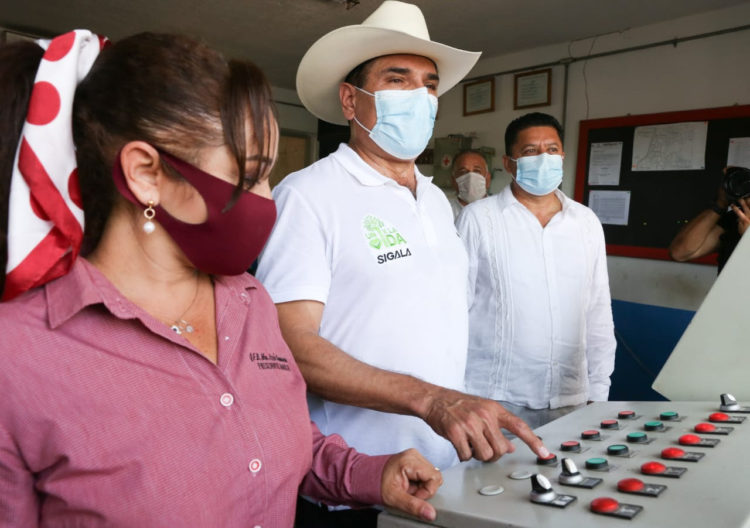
<box><xmin>514</xmin><ymin>68</ymin><xmax>551</xmax><ymax>109</ymax></box>
<box><xmin>463</xmin><ymin>78</ymin><xmax>495</xmax><ymax>116</ymax></box>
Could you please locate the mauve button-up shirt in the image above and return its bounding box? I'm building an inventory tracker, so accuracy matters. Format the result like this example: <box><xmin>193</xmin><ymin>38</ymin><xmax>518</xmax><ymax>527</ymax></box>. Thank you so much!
<box><xmin>0</xmin><ymin>258</ymin><xmax>388</xmax><ymax>527</ymax></box>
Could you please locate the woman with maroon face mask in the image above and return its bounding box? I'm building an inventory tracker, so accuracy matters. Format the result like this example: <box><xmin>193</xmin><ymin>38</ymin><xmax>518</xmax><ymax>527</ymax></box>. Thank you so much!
<box><xmin>0</xmin><ymin>32</ymin><xmax>441</xmax><ymax>527</ymax></box>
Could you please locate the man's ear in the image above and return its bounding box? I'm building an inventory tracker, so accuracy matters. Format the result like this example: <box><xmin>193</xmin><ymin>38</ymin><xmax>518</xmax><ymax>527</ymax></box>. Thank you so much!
<box><xmin>340</xmin><ymin>82</ymin><xmax>358</xmax><ymax>122</ymax></box>
<box><xmin>502</xmin><ymin>155</ymin><xmax>515</xmax><ymax>177</ymax></box>
<box><xmin>119</xmin><ymin>141</ymin><xmax>163</xmax><ymax>206</ymax></box>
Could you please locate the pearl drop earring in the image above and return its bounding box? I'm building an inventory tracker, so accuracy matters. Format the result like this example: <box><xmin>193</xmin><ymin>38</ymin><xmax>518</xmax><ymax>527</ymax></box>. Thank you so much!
<box><xmin>143</xmin><ymin>201</ymin><xmax>156</xmax><ymax>234</ymax></box>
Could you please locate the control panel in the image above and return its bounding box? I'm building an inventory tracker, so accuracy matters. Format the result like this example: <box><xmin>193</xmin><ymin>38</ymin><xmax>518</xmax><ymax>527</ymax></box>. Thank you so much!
<box><xmin>378</xmin><ymin>396</ymin><xmax>750</xmax><ymax>528</ymax></box>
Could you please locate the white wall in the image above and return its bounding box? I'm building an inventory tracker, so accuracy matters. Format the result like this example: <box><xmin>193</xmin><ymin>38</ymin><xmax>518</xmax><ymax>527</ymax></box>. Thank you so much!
<box><xmin>272</xmin><ymin>86</ymin><xmax>319</xmax><ymax>170</ymax></box>
<box><xmin>432</xmin><ymin>2</ymin><xmax>750</xmax><ymax>311</ymax></box>
<box><xmin>272</xmin><ymin>86</ymin><xmax>318</xmax><ymax>135</ymax></box>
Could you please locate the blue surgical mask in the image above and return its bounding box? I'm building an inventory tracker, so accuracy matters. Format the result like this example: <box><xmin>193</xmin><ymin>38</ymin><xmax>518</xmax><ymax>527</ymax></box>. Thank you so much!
<box><xmin>511</xmin><ymin>153</ymin><xmax>563</xmax><ymax>196</ymax></box>
<box><xmin>353</xmin><ymin>86</ymin><xmax>438</xmax><ymax>160</ymax></box>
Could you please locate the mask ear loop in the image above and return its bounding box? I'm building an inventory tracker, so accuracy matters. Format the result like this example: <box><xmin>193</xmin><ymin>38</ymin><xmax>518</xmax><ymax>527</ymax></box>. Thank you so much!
<box><xmin>351</xmin><ymin>86</ymin><xmax>375</xmax><ymax>135</ymax></box>
<box><xmin>3</xmin><ymin>30</ymin><xmax>108</xmax><ymax>301</ymax></box>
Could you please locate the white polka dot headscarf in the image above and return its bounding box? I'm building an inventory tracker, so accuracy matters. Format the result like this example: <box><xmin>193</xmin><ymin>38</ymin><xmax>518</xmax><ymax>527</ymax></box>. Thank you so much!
<box><xmin>4</xmin><ymin>30</ymin><xmax>107</xmax><ymax>301</ymax></box>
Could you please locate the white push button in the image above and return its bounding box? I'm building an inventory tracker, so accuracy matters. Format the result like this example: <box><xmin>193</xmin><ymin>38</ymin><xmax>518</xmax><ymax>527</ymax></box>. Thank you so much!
<box><xmin>478</xmin><ymin>484</ymin><xmax>505</xmax><ymax>496</ymax></box>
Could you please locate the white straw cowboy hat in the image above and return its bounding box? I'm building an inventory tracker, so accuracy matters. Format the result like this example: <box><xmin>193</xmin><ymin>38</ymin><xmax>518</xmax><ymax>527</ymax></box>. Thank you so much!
<box><xmin>296</xmin><ymin>0</ymin><xmax>481</xmax><ymax>125</ymax></box>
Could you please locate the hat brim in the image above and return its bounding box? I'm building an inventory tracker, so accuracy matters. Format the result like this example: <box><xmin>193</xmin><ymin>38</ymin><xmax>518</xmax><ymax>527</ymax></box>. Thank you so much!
<box><xmin>296</xmin><ymin>26</ymin><xmax>481</xmax><ymax>125</ymax></box>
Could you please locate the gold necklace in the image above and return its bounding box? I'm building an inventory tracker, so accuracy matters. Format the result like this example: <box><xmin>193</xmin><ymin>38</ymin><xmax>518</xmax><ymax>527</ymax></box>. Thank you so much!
<box><xmin>170</xmin><ymin>272</ymin><xmax>200</xmax><ymax>335</ymax></box>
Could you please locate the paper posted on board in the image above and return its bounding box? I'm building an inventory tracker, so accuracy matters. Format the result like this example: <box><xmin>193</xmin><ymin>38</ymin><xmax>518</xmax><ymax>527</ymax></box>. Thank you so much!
<box><xmin>589</xmin><ymin>190</ymin><xmax>631</xmax><ymax>226</ymax></box>
<box><xmin>727</xmin><ymin>137</ymin><xmax>750</xmax><ymax>169</ymax></box>
<box><xmin>632</xmin><ymin>121</ymin><xmax>707</xmax><ymax>171</ymax></box>
<box><xmin>588</xmin><ymin>142</ymin><xmax>623</xmax><ymax>185</ymax></box>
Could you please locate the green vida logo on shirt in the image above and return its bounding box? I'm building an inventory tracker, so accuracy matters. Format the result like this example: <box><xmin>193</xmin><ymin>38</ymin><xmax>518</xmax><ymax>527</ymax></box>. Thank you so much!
<box><xmin>362</xmin><ymin>215</ymin><xmax>412</xmax><ymax>264</ymax></box>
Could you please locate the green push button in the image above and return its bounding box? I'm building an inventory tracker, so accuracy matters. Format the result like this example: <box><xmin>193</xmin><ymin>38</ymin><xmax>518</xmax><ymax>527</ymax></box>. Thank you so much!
<box><xmin>627</xmin><ymin>432</ymin><xmax>649</xmax><ymax>443</ymax></box>
<box><xmin>607</xmin><ymin>444</ymin><xmax>630</xmax><ymax>456</ymax></box>
<box><xmin>586</xmin><ymin>457</ymin><xmax>609</xmax><ymax>470</ymax></box>
<box><xmin>645</xmin><ymin>421</ymin><xmax>665</xmax><ymax>431</ymax></box>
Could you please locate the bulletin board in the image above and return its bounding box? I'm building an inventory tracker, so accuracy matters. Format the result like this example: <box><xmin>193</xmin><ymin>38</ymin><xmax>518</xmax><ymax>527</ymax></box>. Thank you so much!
<box><xmin>575</xmin><ymin>104</ymin><xmax>750</xmax><ymax>263</ymax></box>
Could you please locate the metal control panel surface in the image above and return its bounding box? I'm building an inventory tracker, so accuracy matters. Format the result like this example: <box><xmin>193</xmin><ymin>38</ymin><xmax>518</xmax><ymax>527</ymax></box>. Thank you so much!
<box><xmin>378</xmin><ymin>400</ymin><xmax>750</xmax><ymax>528</ymax></box>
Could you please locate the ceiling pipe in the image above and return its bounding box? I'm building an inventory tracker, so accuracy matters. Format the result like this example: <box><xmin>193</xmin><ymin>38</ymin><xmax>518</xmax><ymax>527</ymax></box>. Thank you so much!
<box><xmin>461</xmin><ymin>23</ymin><xmax>750</xmax><ymax>85</ymax></box>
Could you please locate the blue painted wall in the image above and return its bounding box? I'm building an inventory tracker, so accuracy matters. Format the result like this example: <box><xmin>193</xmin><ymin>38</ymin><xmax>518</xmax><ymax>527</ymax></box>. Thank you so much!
<box><xmin>609</xmin><ymin>300</ymin><xmax>696</xmax><ymax>402</ymax></box>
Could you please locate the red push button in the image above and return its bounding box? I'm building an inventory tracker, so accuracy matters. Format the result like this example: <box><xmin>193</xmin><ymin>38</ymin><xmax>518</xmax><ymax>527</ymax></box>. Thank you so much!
<box><xmin>618</xmin><ymin>410</ymin><xmax>636</xmax><ymax>419</ymax></box>
<box><xmin>560</xmin><ymin>440</ymin><xmax>581</xmax><ymax>452</ymax></box>
<box><xmin>709</xmin><ymin>412</ymin><xmax>730</xmax><ymax>422</ymax></box>
<box><xmin>601</xmin><ymin>419</ymin><xmax>619</xmax><ymax>429</ymax></box>
<box><xmin>581</xmin><ymin>430</ymin><xmax>601</xmax><ymax>440</ymax></box>
<box><xmin>590</xmin><ymin>497</ymin><xmax>620</xmax><ymax>513</ymax></box>
<box><xmin>661</xmin><ymin>447</ymin><xmax>685</xmax><ymax>459</ymax></box>
<box><xmin>679</xmin><ymin>434</ymin><xmax>701</xmax><ymax>445</ymax></box>
<box><xmin>537</xmin><ymin>453</ymin><xmax>558</xmax><ymax>465</ymax></box>
<box><xmin>641</xmin><ymin>461</ymin><xmax>666</xmax><ymax>475</ymax></box>
<box><xmin>695</xmin><ymin>423</ymin><xmax>716</xmax><ymax>433</ymax></box>
<box><xmin>617</xmin><ymin>478</ymin><xmax>645</xmax><ymax>492</ymax></box>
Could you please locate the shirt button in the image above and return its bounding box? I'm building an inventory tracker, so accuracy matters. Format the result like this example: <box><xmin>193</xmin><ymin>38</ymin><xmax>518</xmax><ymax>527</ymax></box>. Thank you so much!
<box><xmin>249</xmin><ymin>458</ymin><xmax>262</xmax><ymax>474</ymax></box>
<box><xmin>224</xmin><ymin>336</ymin><xmax>230</xmax><ymax>341</ymax></box>
<box><xmin>220</xmin><ymin>393</ymin><xmax>234</xmax><ymax>407</ymax></box>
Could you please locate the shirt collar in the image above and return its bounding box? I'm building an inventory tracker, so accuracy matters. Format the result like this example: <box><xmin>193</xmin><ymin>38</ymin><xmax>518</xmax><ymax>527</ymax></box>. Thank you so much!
<box><xmin>46</xmin><ymin>258</ymin><xmax>112</xmax><ymax>329</ymax></box>
<box><xmin>333</xmin><ymin>143</ymin><xmax>433</xmax><ymax>189</ymax></box>
<box><xmin>501</xmin><ymin>185</ymin><xmax>570</xmax><ymax>213</ymax></box>
<box><xmin>45</xmin><ymin>258</ymin><xmax>258</xmax><ymax>330</ymax></box>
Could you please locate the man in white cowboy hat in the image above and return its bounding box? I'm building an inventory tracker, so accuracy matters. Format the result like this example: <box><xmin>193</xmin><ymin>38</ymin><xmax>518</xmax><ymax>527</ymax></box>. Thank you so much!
<box><xmin>257</xmin><ymin>2</ymin><xmax>549</xmax><ymax>522</ymax></box>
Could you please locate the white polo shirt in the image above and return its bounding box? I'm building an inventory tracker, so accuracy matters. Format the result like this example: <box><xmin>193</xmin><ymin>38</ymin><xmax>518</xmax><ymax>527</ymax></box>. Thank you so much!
<box><xmin>256</xmin><ymin>144</ymin><xmax>468</xmax><ymax>470</ymax></box>
<box><xmin>456</xmin><ymin>186</ymin><xmax>616</xmax><ymax>409</ymax></box>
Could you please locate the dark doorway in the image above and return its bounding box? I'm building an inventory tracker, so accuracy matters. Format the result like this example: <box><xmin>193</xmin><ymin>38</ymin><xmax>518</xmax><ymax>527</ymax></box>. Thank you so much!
<box><xmin>318</xmin><ymin>120</ymin><xmax>350</xmax><ymax>159</ymax></box>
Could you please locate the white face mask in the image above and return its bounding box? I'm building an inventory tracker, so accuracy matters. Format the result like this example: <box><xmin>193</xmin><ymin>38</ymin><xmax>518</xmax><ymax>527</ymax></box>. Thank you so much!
<box><xmin>456</xmin><ymin>172</ymin><xmax>487</xmax><ymax>204</ymax></box>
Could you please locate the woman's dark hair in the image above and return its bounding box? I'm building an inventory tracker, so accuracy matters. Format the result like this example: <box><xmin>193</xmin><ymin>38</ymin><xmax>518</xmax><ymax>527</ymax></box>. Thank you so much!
<box><xmin>0</xmin><ymin>40</ymin><xmax>45</xmax><ymax>296</ymax></box>
<box><xmin>73</xmin><ymin>32</ymin><xmax>277</xmax><ymax>254</ymax></box>
<box><xmin>0</xmin><ymin>32</ymin><xmax>277</xmax><ymax>293</ymax></box>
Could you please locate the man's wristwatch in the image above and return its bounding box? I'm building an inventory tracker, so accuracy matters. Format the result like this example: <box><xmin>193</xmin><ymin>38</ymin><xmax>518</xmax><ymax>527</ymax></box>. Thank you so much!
<box><xmin>710</xmin><ymin>203</ymin><xmax>726</xmax><ymax>215</ymax></box>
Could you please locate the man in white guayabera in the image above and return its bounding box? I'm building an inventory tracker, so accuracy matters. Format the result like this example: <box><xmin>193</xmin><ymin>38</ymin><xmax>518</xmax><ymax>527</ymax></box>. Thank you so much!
<box><xmin>457</xmin><ymin>111</ymin><xmax>617</xmax><ymax>431</ymax></box>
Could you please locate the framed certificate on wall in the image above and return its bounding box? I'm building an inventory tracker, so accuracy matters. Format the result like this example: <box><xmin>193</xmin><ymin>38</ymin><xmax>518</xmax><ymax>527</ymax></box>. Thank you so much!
<box><xmin>463</xmin><ymin>78</ymin><xmax>495</xmax><ymax>116</ymax></box>
<box><xmin>514</xmin><ymin>68</ymin><xmax>551</xmax><ymax>109</ymax></box>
